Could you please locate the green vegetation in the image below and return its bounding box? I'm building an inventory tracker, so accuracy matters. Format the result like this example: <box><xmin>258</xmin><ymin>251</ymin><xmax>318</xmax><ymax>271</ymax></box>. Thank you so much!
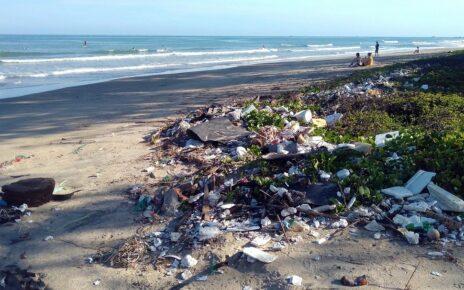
<box><xmin>245</xmin><ymin>51</ymin><xmax>464</xmax><ymax>200</ymax></box>
<box><xmin>244</xmin><ymin>109</ymin><xmax>285</xmax><ymax>131</ymax></box>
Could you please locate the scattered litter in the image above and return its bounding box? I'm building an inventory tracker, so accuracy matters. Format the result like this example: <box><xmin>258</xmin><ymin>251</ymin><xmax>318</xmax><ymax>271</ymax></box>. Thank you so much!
<box><xmin>287</xmin><ymin>275</ymin><xmax>303</xmax><ymax>286</ymax></box>
<box><xmin>180</xmin><ymin>270</ymin><xmax>192</xmax><ymax>280</ymax></box>
<box><xmin>405</xmin><ymin>170</ymin><xmax>436</xmax><ymax>195</ymax></box>
<box><xmin>188</xmin><ymin>117</ymin><xmax>250</xmax><ymax>143</ymax></box>
<box><xmin>198</xmin><ymin>225</ymin><xmax>221</xmax><ymax>241</ymax></box>
<box><xmin>381</xmin><ymin>186</ymin><xmax>414</xmax><ymax>199</ymax></box>
<box><xmin>336</xmin><ymin>169</ymin><xmax>350</xmax><ymax>180</ymax></box>
<box><xmin>428</xmin><ymin>182</ymin><xmax>464</xmax><ymax>212</ymax></box>
<box><xmin>180</xmin><ymin>255</ymin><xmax>198</xmax><ymax>268</ymax></box>
<box><xmin>250</xmin><ymin>235</ymin><xmax>271</xmax><ymax>247</ymax></box>
<box><xmin>93</xmin><ymin>279</ymin><xmax>101</xmax><ymax>286</ymax></box>
<box><xmin>427</xmin><ymin>251</ymin><xmax>444</xmax><ymax>258</ymax></box>
<box><xmin>295</xmin><ymin>110</ymin><xmax>312</xmax><ymax>124</ymax></box>
<box><xmin>364</xmin><ymin>220</ymin><xmax>385</xmax><ymax>232</ymax></box>
<box><xmin>44</xmin><ymin>236</ymin><xmax>54</xmax><ymax>241</ymax></box>
<box><xmin>398</xmin><ymin>228</ymin><xmax>419</xmax><ymax>245</ymax></box>
<box><xmin>196</xmin><ymin>275</ymin><xmax>208</xmax><ymax>281</ymax></box>
<box><xmin>375</xmin><ymin>131</ymin><xmax>399</xmax><ymax>147</ymax></box>
<box><xmin>430</xmin><ymin>271</ymin><xmax>442</xmax><ymax>277</ymax></box>
<box><xmin>242</xmin><ymin>247</ymin><xmax>277</xmax><ymax>263</ymax></box>
<box><xmin>325</xmin><ymin>113</ymin><xmax>343</xmax><ymax>126</ymax></box>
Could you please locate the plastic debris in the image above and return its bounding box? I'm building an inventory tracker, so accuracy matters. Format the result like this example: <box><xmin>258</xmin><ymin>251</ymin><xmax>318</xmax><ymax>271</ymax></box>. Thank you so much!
<box><xmin>294</xmin><ymin>110</ymin><xmax>312</xmax><ymax>123</ymax></box>
<box><xmin>242</xmin><ymin>247</ymin><xmax>277</xmax><ymax>263</ymax></box>
<box><xmin>427</xmin><ymin>251</ymin><xmax>444</xmax><ymax>258</ymax></box>
<box><xmin>331</xmin><ymin>219</ymin><xmax>349</xmax><ymax>228</ymax></box>
<box><xmin>188</xmin><ymin>117</ymin><xmax>251</xmax><ymax>143</ymax></box>
<box><xmin>181</xmin><ymin>270</ymin><xmax>192</xmax><ymax>280</ymax></box>
<box><xmin>325</xmin><ymin>113</ymin><xmax>343</xmax><ymax>126</ymax></box>
<box><xmin>393</xmin><ymin>214</ymin><xmax>437</xmax><ymax>229</ymax></box>
<box><xmin>287</xmin><ymin>275</ymin><xmax>303</xmax><ymax>286</ymax></box>
<box><xmin>403</xmin><ymin>201</ymin><xmax>431</xmax><ymax>212</ymax></box>
<box><xmin>181</xmin><ymin>255</ymin><xmax>198</xmax><ymax>268</ymax></box>
<box><xmin>196</xmin><ymin>275</ymin><xmax>208</xmax><ymax>281</ymax></box>
<box><xmin>185</xmin><ymin>139</ymin><xmax>204</xmax><ymax>149</ymax></box>
<box><xmin>428</xmin><ymin>182</ymin><xmax>464</xmax><ymax>213</ymax></box>
<box><xmin>198</xmin><ymin>225</ymin><xmax>221</xmax><ymax>241</ymax></box>
<box><xmin>93</xmin><ymin>279</ymin><xmax>101</xmax><ymax>286</ymax></box>
<box><xmin>398</xmin><ymin>228</ymin><xmax>420</xmax><ymax>245</ymax></box>
<box><xmin>381</xmin><ymin>186</ymin><xmax>414</xmax><ymax>199</ymax></box>
<box><xmin>281</xmin><ymin>207</ymin><xmax>297</xmax><ymax>217</ymax></box>
<box><xmin>250</xmin><ymin>235</ymin><xmax>272</xmax><ymax>247</ymax></box>
<box><xmin>44</xmin><ymin>236</ymin><xmax>54</xmax><ymax>241</ymax></box>
<box><xmin>375</xmin><ymin>131</ymin><xmax>399</xmax><ymax>147</ymax></box>
<box><xmin>405</xmin><ymin>170</ymin><xmax>436</xmax><ymax>195</ymax></box>
<box><xmin>430</xmin><ymin>271</ymin><xmax>442</xmax><ymax>277</ymax></box>
<box><xmin>170</xmin><ymin>232</ymin><xmax>181</xmax><ymax>242</ymax></box>
<box><xmin>261</xmin><ymin>217</ymin><xmax>272</xmax><ymax>227</ymax></box>
<box><xmin>364</xmin><ymin>220</ymin><xmax>385</xmax><ymax>232</ymax></box>
<box><xmin>336</xmin><ymin>169</ymin><xmax>350</xmax><ymax>180</ymax></box>
<box><xmin>235</xmin><ymin>146</ymin><xmax>248</xmax><ymax>159</ymax></box>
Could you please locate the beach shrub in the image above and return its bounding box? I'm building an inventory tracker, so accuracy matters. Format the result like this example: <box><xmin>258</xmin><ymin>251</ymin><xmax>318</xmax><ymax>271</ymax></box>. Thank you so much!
<box><xmin>386</xmin><ymin>92</ymin><xmax>464</xmax><ymax>130</ymax></box>
<box><xmin>244</xmin><ymin>110</ymin><xmax>285</xmax><ymax>131</ymax></box>
<box><xmin>333</xmin><ymin>110</ymin><xmax>402</xmax><ymax>137</ymax></box>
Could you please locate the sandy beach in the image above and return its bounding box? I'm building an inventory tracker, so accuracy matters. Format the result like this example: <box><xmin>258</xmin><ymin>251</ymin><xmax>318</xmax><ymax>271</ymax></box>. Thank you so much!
<box><xmin>1</xmin><ymin>50</ymin><xmax>462</xmax><ymax>289</ymax></box>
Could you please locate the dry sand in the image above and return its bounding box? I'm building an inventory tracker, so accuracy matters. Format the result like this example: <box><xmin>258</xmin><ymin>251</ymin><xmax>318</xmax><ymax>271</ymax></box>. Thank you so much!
<box><xmin>1</xmin><ymin>52</ymin><xmax>462</xmax><ymax>289</ymax></box>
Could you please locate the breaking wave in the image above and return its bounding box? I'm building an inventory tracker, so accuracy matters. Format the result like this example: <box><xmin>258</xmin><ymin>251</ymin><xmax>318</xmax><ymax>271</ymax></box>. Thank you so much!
<box><xmin>19</xmin><ymin>63</ymin><xmax>175</xmax><ymax>78</ymax></box>
<box><xmin>307</xmin><ymin>43</ymin><xmax>333</xmax><ymax>48</ymax></box>
<box><xmin>1</xmin><ymin>48</ymin><xmax>278</xmax><ymax>64</ymax></box>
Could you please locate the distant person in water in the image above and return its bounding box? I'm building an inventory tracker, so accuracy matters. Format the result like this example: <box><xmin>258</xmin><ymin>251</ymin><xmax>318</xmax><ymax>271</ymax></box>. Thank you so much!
<box><xmin>414</xmin><ymin>46</ymin><xmax>420</xmax><ymax>54</ymax></box>
<box><xmin>362</xmin><ymin>53</ymin><xmax>374</xmax><ymax>66</ymax></box>
<box><xmin>350</xmin><ymin>53</ymin><xmax>362</xmax><ymax>67</ymax></box>
<box><xmin>83</xmin><ymin>40</ymin><xmax>87</xmax><ymax>47</ymax></box>
<box><xmin>375</xmin><ymin>41</ymin><xmax>380</xmax><ymax>56</ymax></box>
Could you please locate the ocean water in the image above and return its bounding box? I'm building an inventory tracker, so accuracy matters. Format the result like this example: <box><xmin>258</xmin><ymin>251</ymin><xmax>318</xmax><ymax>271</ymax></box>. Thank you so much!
<box><xmin>1</xmin><ymin>35</ymin><xmax>463</xmax><ymax>99</ymax></box>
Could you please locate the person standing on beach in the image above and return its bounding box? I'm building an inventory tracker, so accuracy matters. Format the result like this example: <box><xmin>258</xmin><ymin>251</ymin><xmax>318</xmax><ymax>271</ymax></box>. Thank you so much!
<box><xmin>375</xmin><ymin>41</ymin><xmax>380</xmax><ymax>56</ymax></box>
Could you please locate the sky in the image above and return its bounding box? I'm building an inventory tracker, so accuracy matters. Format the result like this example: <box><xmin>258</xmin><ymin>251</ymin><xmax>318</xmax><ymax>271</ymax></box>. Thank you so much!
<box><xmin>1</xmin><ymin>0</ymin><xmax>463</xmax><ymax>36</ymax></box>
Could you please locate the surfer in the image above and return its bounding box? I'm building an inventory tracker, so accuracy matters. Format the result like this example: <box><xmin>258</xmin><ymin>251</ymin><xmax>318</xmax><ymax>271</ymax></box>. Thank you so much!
<box><xmin>83</xmin><ymin>40</ymin><xmax>87</xmax><ymax>47</ymax></box>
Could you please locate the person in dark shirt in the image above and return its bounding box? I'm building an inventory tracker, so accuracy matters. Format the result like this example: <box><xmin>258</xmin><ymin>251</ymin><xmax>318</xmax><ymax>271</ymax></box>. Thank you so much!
<box><xmin>375</xmin><ymin>41</ymin><xmax>380</xmax><ymax>56</ymax></box>
<box><xmin>350</xmin><ymin>53</ymin><xmax>362</xmax><ymax>67</ymax></box>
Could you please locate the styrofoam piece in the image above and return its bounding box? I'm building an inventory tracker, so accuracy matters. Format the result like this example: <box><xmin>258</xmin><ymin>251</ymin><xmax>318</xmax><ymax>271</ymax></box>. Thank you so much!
<box><xmin>381</xmin><ymin>186</ymin><xmax>414</xmax><ymax>199</ymax></box>
<box><xmin>405</xmin><ymin>170</ymin><xmax>436</xmax><ymax>195</ymax></box>
<box><xmin>242</xmin><ymin>247</ymin><xmax>277</xmax><ymax>263</ymax></box>
<box><xmin>375</xmin><ymin>131</ymin><xmax>399</xmax><ymax>147</ymax></box>
<box><xmin>428</xmin><ymin>182</ymin><xmax>464</xmax><ymax>213</ymax></box>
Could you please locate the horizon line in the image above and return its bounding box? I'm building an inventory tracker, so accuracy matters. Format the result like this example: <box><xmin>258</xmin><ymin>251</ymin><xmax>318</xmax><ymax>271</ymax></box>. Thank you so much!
<box><xmin>0</xmin><ymin>33</ymin><xmax>462</xmax><ymax>38</ymax></box>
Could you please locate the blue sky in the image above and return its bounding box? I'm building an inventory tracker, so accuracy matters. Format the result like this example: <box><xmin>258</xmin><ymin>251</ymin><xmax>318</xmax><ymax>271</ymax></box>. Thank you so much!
<box><xmin>1</xmin><ymin>0</ymin><xmax>463</xmax><ymax>36</ymax></box>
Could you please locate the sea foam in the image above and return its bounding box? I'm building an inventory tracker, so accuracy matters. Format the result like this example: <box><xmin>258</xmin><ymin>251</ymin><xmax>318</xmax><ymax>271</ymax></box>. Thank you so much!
<box><xmin>1</xmin><ymin>48</ymin><xmax>278</xmax><ymax>64</ymax></box>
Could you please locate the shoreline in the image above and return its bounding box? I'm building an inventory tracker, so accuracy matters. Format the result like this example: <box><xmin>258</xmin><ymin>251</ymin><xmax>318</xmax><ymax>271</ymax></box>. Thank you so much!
<box><xmin>0</xmin><ymin>47</ymin><xmax>453</xmax><ymax>100</ymax></box>
<box><xmin>0</xmin><ymin>49</ymin><xmax>451</xmax><ymax>143</ymax></box>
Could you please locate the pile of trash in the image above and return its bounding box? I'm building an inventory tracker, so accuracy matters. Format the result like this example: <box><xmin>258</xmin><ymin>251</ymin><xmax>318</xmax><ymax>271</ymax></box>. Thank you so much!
<box><xmin>103</xmin><ymin>68</ymin><xmax>463</xmax><ymax>283</ymax></box>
